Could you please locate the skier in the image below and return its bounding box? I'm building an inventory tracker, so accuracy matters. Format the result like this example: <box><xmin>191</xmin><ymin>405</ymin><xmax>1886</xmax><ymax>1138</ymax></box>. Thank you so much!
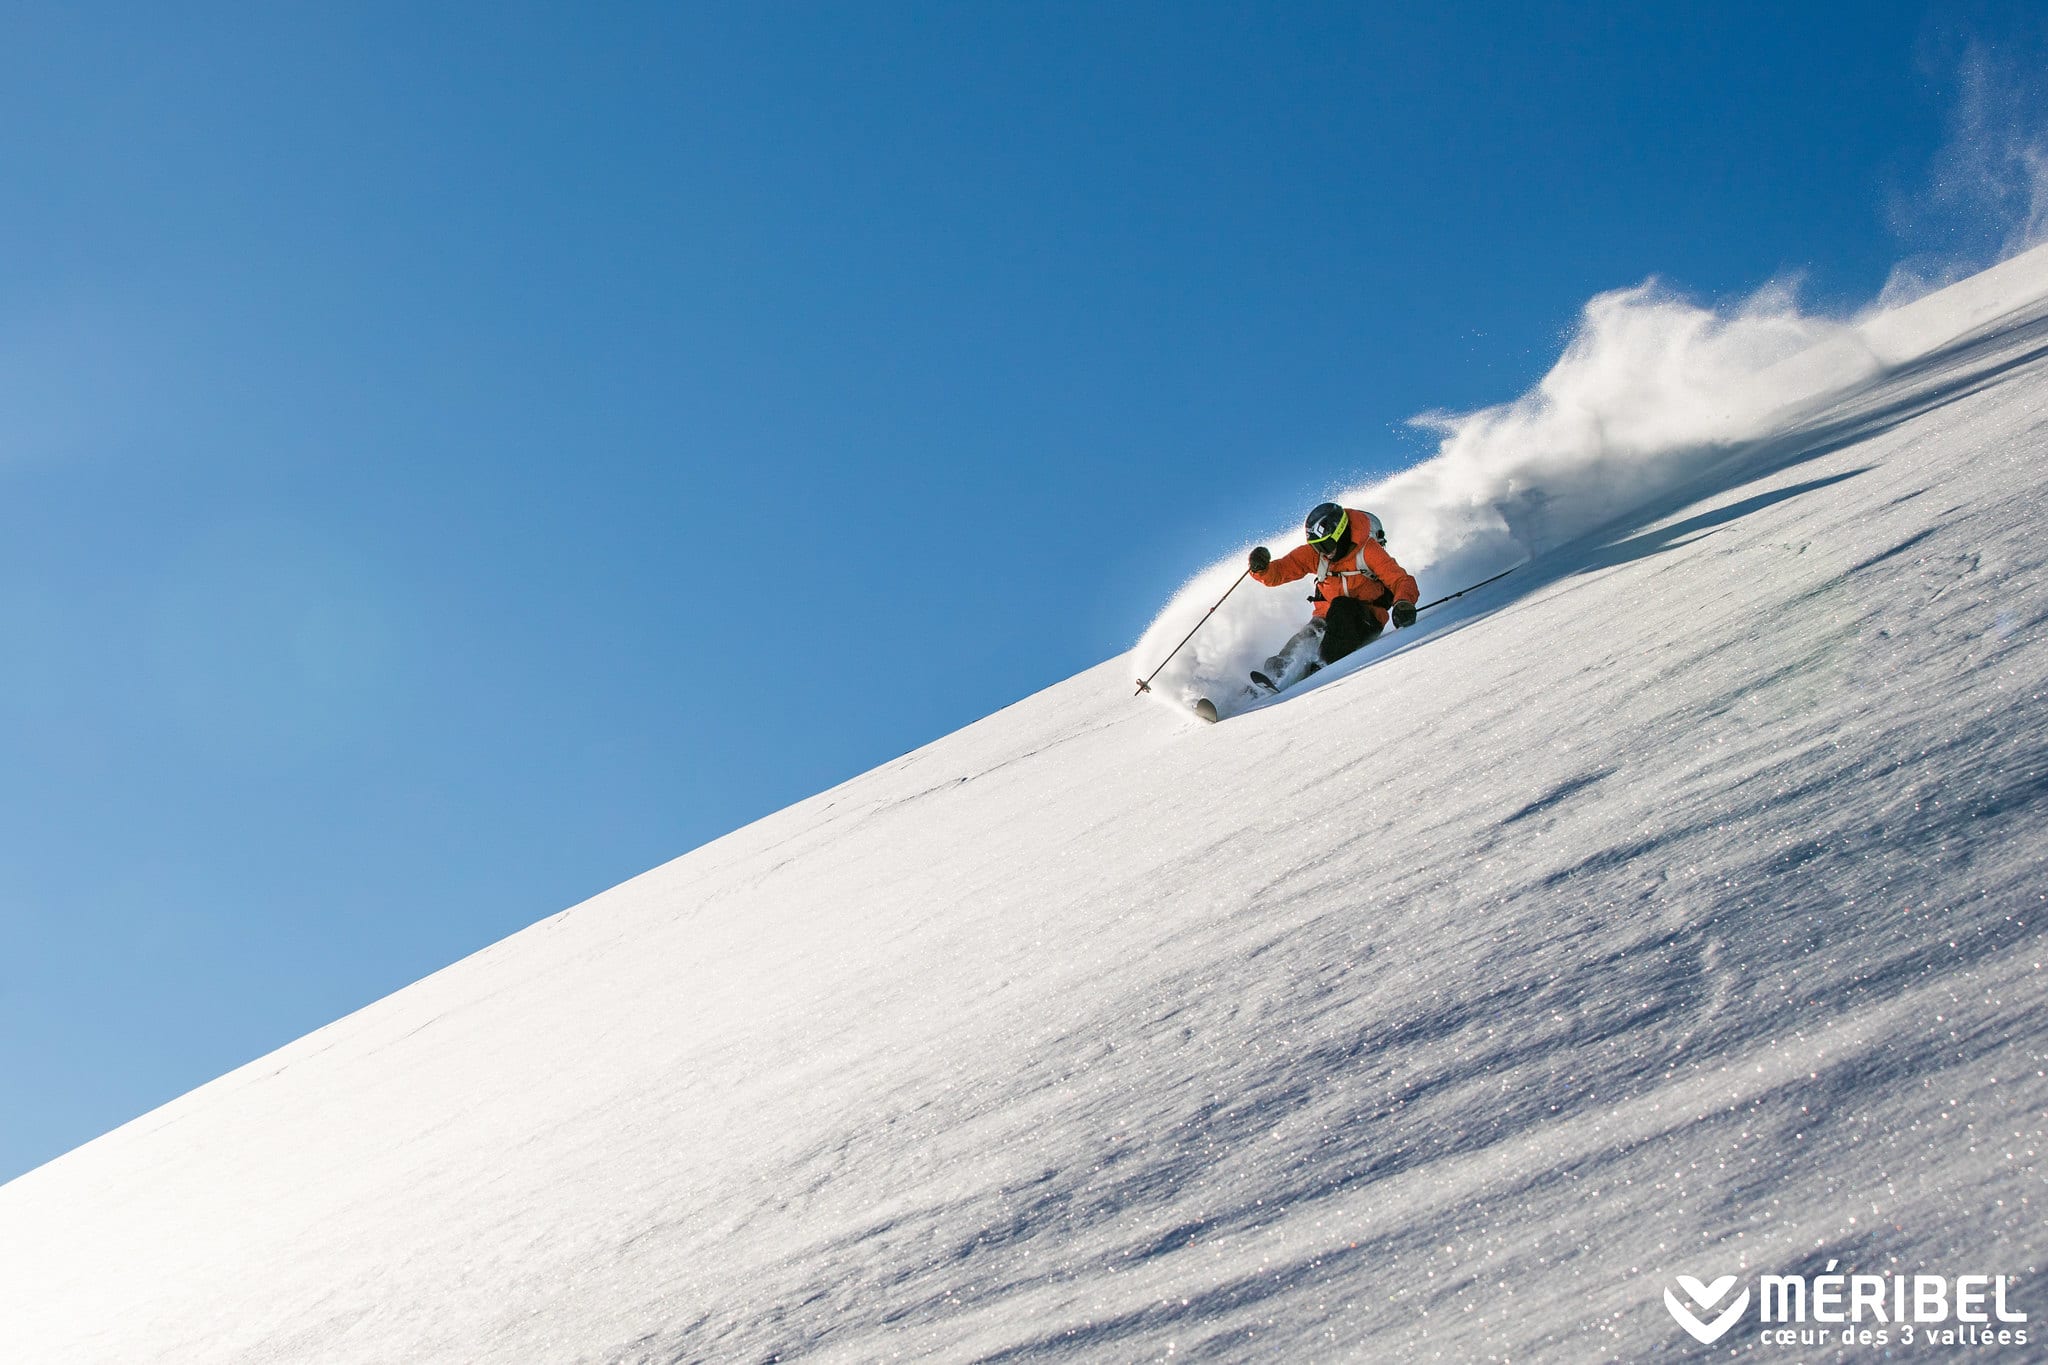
<box><xmin>1246</xmin><ymin>502</ymin><xmax>1419</xmax><ymax>691</ymax></box>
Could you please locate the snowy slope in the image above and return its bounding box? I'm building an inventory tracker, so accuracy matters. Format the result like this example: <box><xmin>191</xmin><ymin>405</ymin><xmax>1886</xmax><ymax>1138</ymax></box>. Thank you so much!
<box><xmin>4</xmin><ymin>249</ymin><xmax>2048</xmax><ymax>1364</ymax></box>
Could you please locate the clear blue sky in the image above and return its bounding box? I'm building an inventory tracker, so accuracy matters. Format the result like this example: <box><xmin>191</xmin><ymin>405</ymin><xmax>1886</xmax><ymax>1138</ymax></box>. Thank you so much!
<box><xmin>2</xmin><ymin>1</ymin><xmax>2040</xmax><ymax>1182</ymax></box>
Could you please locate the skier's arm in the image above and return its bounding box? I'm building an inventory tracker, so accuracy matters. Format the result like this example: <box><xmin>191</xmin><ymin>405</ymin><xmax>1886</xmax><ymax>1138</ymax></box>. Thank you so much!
<box><xmin>1252</xmin><ymin>544</ymin><xmax>1318</xmax><ymax>587</ymax></box>
<box><xmin>1362</xmin><ymin>540</ymin><xmax>1417</xmax><ymax>605</ymax></box>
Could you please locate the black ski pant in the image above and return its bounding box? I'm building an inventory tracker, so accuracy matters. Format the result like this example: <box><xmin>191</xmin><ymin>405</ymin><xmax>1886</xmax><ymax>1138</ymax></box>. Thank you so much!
<box><xmin>1262</xmin><ymin>595</ymin><xmax>1386</xmax><ymax>686</ymax></box>
<box><xmin>1317</xmin><ymin>594</ymin><xmax>1384</xmax><ymax>664</ymax></box>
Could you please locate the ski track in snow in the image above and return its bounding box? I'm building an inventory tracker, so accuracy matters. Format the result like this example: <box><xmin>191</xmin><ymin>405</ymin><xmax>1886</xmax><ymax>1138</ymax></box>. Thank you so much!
<box><xmin>4</xmin><ymin>249</ymin><xmax>2048</xmax><ymax>1363</ymax></box>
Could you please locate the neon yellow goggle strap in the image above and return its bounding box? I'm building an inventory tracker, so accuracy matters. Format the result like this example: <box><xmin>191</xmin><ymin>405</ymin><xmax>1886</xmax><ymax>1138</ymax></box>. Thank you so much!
<box><xmin>1311</xmin><ymin>509</ymin><xmax>1349</xmax><ymax>547</ymax></box>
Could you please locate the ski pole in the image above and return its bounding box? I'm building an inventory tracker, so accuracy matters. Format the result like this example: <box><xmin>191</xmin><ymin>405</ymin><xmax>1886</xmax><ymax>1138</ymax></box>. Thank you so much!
<box><xmin>1135</xmin><ymin>569</ymin><xmax>1251</xmax><ymax>695</ymax></box>
<box><xmin>1416</xmin><ymin>564</ymin><xmax>1520</xmax><ymax>613</ymax></box>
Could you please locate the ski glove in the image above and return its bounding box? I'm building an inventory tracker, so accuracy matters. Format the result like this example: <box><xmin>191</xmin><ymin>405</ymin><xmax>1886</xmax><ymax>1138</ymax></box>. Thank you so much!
<box><xmin>1248</xmin><ymin>546</ymin><xmax>1271</xmax><ymax>573</ymax></box>
<box><xmin>1390</xmin><ymin>601</ymin><xmax>1417</xmax><ymax>629</ymax></box>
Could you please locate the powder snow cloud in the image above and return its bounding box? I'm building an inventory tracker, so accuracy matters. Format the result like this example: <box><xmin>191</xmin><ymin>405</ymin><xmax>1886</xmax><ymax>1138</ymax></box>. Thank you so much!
<box><xmin>1132</xmin><ymin>234</ymin><xmax>2048</xmax><ymax>715</ymax></box>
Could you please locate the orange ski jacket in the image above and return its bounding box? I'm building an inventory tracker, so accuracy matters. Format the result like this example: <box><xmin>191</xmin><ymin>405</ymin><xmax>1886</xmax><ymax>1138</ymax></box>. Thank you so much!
<box><xmin>1254</xmin><ymin>510</ymin><xmax>1419</xmax><ymax>623</ymax></box>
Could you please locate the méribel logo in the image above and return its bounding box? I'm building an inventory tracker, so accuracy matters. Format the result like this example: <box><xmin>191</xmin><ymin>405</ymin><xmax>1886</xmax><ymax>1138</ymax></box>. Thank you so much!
<box><xmin>1665</xmin><ymin>1274</ymin><xmax>1752</xmax><ymax>1343</ymax></box>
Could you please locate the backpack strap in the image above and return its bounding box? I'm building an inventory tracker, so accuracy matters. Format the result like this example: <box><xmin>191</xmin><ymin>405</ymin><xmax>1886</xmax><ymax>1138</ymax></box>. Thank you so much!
<box><xmin>1320</xmin><ymin>556</ymin><xmax>1381</xmax><ymax>588</ymax></box>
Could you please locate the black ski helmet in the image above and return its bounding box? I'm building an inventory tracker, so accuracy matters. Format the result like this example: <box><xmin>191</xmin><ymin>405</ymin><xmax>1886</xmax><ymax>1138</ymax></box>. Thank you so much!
<box><xmin>1305</xmin><ymin>502</ymin><xmax>1351</xmax><ymax>553</ymax></box>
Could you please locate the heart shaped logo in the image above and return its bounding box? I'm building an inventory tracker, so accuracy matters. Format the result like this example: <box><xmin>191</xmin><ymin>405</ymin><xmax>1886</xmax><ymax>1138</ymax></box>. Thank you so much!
<box><xmin>1665</xmin><ymin>1274</ymin><xmax>1750</xmax><ymax>1343</ymax></box>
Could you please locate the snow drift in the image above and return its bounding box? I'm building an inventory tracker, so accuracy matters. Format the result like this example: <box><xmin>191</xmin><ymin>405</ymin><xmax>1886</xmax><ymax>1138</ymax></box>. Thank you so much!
<box><xmin>4</xmin><ymin>247</ymin><xmax>2047</xmax><ymax>1363</ymax></box>
<box><xmin>1135</xmin><ymin>249</ymin><xmax>2048</xmax><ymax>714</ymax></box>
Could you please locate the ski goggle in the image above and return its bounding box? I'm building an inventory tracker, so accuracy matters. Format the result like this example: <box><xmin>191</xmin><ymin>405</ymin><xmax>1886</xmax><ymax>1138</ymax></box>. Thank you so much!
<box><xmin>1308</xmin><ymin>509</ymin><xmax>1349</xmax><ymax>551</ymax></box>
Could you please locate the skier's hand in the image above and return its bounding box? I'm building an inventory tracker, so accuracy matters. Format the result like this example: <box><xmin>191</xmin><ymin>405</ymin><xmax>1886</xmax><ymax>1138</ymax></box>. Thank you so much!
<box><xmin>1248</xmin><ymin>546</ymin><xmax>1271</xmax><ymax>573</ymax></box>
<box><xmin>1390</xmin><ymin>601</ymin><xmax>1417</xmax><ymax>629</ymax></box>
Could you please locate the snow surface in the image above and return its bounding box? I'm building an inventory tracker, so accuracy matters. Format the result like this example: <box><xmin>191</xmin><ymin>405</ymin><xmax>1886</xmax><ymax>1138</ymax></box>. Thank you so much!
<box><xmin>4</xmin><ymin>248</ymin><xmax>2048</xmax><ymax>1363</ymax></box>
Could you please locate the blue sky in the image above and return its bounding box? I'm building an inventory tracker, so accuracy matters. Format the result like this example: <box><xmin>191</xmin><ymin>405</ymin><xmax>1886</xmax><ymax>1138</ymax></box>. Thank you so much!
<box><xmin>2</xmin><ymin>1</ymin><xmax>2041</xmax><ymax>1182</ymax></box>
